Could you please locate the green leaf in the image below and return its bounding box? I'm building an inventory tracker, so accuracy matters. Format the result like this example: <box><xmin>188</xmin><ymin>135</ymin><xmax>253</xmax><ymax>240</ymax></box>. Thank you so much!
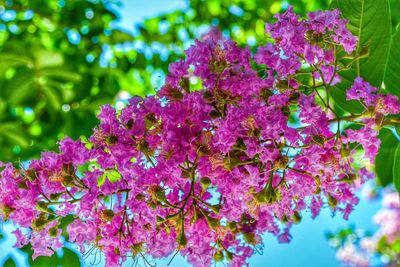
<box><xmin>33</xmin><ymin>50</ymin><xmax>64</xmax><ymax>68</ymax></box>
<box><xmin>331</xmin><ymin>0</ymin><xmax>392</xmax><ymax>113</ymax></box>
<box><xmin>59</xmin><ymin>214</ymin><xmax>75</xmax><ymax>239</ymax></box>
<box><xmin>384</xmin><ymin>25</ymin><xmax>400</xmax><ymax>96</ymax></box>
<box><xmin>375</xmin><ymin>128</ymin><xmax>400</xmax><ymax>187</ymax></box>
<box><xmin>4</xmin><ymin>70</ymin><xmax>35</xmax><ymax>105</ymax></box>
<box><xmin>105</xmin><ymin>169</ymin><xmax>122</xmax><ymax>183</ymax></box>
<box><xmin>0</xmin><ymin>53</ymin><xmax>33</xmax><ymax>75</ymax></box>
<box><xmin>1</xmin><ymin>129</ymin><xmax>29</xmax><ymax>148</ymax></box>
<box><xmin>41</xmin><ymin>69</ymin><xmax>82</xmax><ymax>82</ymax></box>
<box><xmin>19</xmin><ymin>245</ymin><xmax>81</xmax><ymax>267</ymax></box>
<box><xmin>0</xmin><ymin>122</ymin><xmax>30</xmax><ymax>147</ymax></box>
<box><xmin>109</xmin><ymin>29</ymin><xmax>135</xmax><ymax>44</ymax></box>
<box><xmin>20</xmin><ymin>244</ymin><xmax>59</xmax><ymax>267</ymax></box>
<box><xmin>42</xmin><ymin>85</ymin><xmax>62</xmax><ymax>111</ymax></box>
<box><xmin>393</xmin><ymin>143</ymin><xmax>400</xmax><ymax>192</ymax></box>
<box><xmin>98</xmin><ymin>173</ymin><xmax>106</xmax><ymax>186</ymax></box>
<box><xmin>3</xmin><ymin>257</ymin><xmax>17</xmax><ymax>267</ymax></box>
<box><xmin>59</xmin><ymin>248</ymin><xmax>81</xmax><ymax>267</ymax></box>
<box><xmin>98</xmin><ymin>167</ymin><xmax>122</xmax><ymax>185</ymax></box>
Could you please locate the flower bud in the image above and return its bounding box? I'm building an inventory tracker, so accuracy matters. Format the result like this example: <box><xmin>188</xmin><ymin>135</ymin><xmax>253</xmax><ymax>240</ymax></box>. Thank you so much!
<box><xmin>61</xmin><ymin>174</ymin><xmax>74</xmax><ymax>187</ymax></box>
<box><xmin>242</xmin><ymin>232</ymin><xmax>256</xmax><ymax>245</ymax></box>
<box><xmin>289</xmin><ymin>92</ymin><xmax>300</xmax><ymax>104</ymax></box>
<box><xmin>193</xmin><ymin>206</ymin><xmax>204</xmax><ymax>221</ymax></box>
<box><xmin>340</xmin><ymin>147</ymin><xmax>350</xmax><ymax>157</ymax></box>
<box><xmin>200</xmin><ymin>177</ymin><xmax>212</xmax><ymax>190</ymax></box>
<box><xmin>312</xmin><ymin>135</ymin><xmax>326</xmax><ymax>147</ymax></box>
<box><xmin>125</xmin><ymin>119</ymin><xmax>133</xmax><ymax>129</ymax></box>
<box><xmin>210</xmin><ymin>204</ymin><xmax>222</xmax><ymax>214</ymax></box>
<box><xmin>205</xmin><ymin>214</ymin><xmax>220</xmax><ymax>228</ymax></box>
<box><xmin>105</xmin><ymin>135</ymin><xmax>118</xmax><ymax>146</ymax></box>
<box><xmin>276</xmin><ymin>79</ymin><xmax>290</xmax><ymax>91</ymax></box>
<box><xmin>153</xmin><ymin>186</ymin><xmax>167</xmax><ymax>202</ymax></box>
<box><xmin>0</xmin><ymin>204</ymin><xmax>15</xmax><ymax>220</ymax></box>
<box><xmin>99</xmin><ymin>209</ymin><xmax>114</xmax><ymax>222</ymax></box>
<box><xmin>135</xmin><ymin>193</ymin><xmax>145</xmax><ymax>201</ymax></box>
<box><xmin>328</xmin><ymin>195</ymin><xmax>337</xmax><ymax>208</ymax></box>
<box><xmin>136</xmin><ymin>139</ymin><xmax>150</xmax><ymax>153</ymax></box>
<box><xmin>32</xmin><ymin>214</ymin><xmax>55</xmax><ymax>231</ymax></box>
<box><xmin>275</xmin><ymin>156</ymin><xmax>289</xmax><ymax>169</ymax></box>
<box><xmin>132</xmin><ymin>243</ymin><xmax>143</xmax><ymax>256</ymax></box>
<box><xmin>203</xmin><ymin>91</ymin><xmax>214</xmax><ymax>103</ymax></box>
<box><xmin>341</xmin><ymin>173</ymin><xmax>356</xmax><ymax>184</ymax></box>
<box><xmin>281</xmin><ymin>214</ymin><xmax>289</xmax><ymax>223</ymax></box>
<box><xmin>209</xmin><ymin>110</ymin><xmax>221</xmax><ymax>119</ymax></box>
<box><xmin>260</xmin><ymin>88</ymin><xmax>273</xmax><ymax>103</ymax></box>
<box><xmin>264</xmin><ymin>186</ymin><xmax>280</xmax><ymax>204</ymax></box>
<box><xmin>226</xmin><ymin>251</ymin><xmax>233</xmax><ymax>261</ymax></box>
<box><xmin>36</xmin><ymin>201</ymin><xmax>50</xmax><ymax>213</ymax></box>
<box><xmin>281</xmin><ymin>106</ymin><xmax>290</xmax><ymax>116</ymax></box>
<box><xmin>228</xmin><ymin>221</ymin><xmax>237</xmax><ymax>231</ymax></box>
<box><xmin>50</xmin><ymin>193</ymin><xmax>62</xmax><ymax>201</ymax></box>
<box><xmin>156</xmin><ymin>216</ymin><xmax>165</xmax><ymax>224</ymax></box>
<box><xmin>48</xmin><ymin>225</ymin><xmax>59</xmax><ymax>237</ymax></box>
<box><xmin>25</xmin><ymin>169</ymin><xmax>38</xmax><ymax>181</ymax></box>
<box><xmin>179</xmin><ymin>77</ymin><xmax>190</xmax><ymax>93</ymax></box>
<box><xmin>145</xmin><ymin>113</ymin><xmax>157</xmax><ymax>130</ymax></box>
<box><xmin>177</xmin><ymin>230</ymin><xmax>188</xmax><ymax>247</ymax></box>
<box><xmin>292</xmin><ymin>211</ymin><xmax>302</xmax><ymax>224</ymax></box>
<box><xmin>17</xmin><ymin>181</ymin><xmax>28</xmax><ymax>189</ymax></box>
<box><xmin>213</xmin><ymin>250</ymin><xmax>224</xmax><ymax>262</ymax></box>
<box><xmin>181</xmin><ymin>169</ymin><xmax>191</xmax><ymax>179</ymax></box>
<box><xmin>160</xmin><ymin>84</ymin><xmax>183</xmax><ymax>101</ymax></box>
<box><xmin>252</xmin><ymin>190</ymin><xmax>266</xmax><ymax>203</ymax></box>
<box><xmin>49</xmin><ymin>173</ymin><xmax>64</xmax><ymax>183</ymax></box>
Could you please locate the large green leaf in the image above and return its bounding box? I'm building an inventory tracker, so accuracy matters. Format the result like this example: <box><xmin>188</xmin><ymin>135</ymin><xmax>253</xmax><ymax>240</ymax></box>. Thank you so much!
<box><xmin>33</xmin><ymin>49</ymin><xmax>64</xmax><ymax>69</ymax></box>
<box><xmin>3</xmin><ymin>70</ymin><xmax>36</xmax><ymax>105</ymax></box>
<box><xmin>393</xmin><ymin>143</ymin><xmax>400</xmax><ymax>192</ymax></box>
<box><xmin>20</xmin><ymin>245</ymin><xmax>81</xmax><ymax>267</ymax></box>
<box><xmin>41</xmin><ymin>69</ymin><xmax>82</xmax><ymax>83</ymax></box>
<box><xmin>42</xmin><ymin>85</ymin><xmax>62</xmax><ymax>111</ymax></box>
<box><xmin>0</xmin><ymin>122</ymin><xmax>29</xmax><ymax>148</ymax></box>
<box><xmin>1</xmin><ymin>129</ymin><xmax>29</xmax><ymax>148</ymax></box>
<box><xmin>0</xmin><ymin>53</ymin><xmax>33</xmax><ymax>75</ymax></box>
<box><xmin>375</xmin><ymin>128</ymin><xmax>400</xmax><ymax>187</ymax></box>
<box><xmin>59</xmin><ymin>214</ymin><xmax>75</xmax><ymax>240</ymax></box>
<box><xmin>59</xmin><ymin>248</ymin><xmax>81</xmax><ymax>267</ymax></box>
<box><xmin>20</xmin><ymin>245</ymin><xmax>60</xmax><ymax>267</ymax></box>
<box><xmin>384</xmin><ymin>25</ymin><xmax>400</xmax><ymax>96</ymax></box>
<box><xmin>330</xmin><ymin>0</ymin><xmax>392</xmax><ymax>113</ymax></box>
<box><xmin>3</xmin><ymin>257</ymin><xmax>17</xmax><ymax>267</ymax></box>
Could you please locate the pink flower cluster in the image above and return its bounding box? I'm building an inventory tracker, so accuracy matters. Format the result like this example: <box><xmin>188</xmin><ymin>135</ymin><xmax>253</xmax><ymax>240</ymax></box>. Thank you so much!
<box><xmin>347</xmin><ymin>77</ymin><xmax>400</xmax><ymax>114</ymax></box>
<box><xmin>336</xmin><ymin>190</ymin><xmax>400</xmax><ymax>267</ymax></box>
<box><xmin>0</xmin><ymin>7</ymin><xmax>398</xmax><ymax>267</ymax></box>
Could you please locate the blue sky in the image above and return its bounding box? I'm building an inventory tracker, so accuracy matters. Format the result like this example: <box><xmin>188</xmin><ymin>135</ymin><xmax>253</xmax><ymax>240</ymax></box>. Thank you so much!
<box><xmin>116</xmin><ymin>0</ymin><xmax>187</xmax><ymax>29</ymax></box>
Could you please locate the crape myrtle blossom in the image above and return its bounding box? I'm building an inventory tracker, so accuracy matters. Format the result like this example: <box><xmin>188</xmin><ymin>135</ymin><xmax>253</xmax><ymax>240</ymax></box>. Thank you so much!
<box><xmin>0</xmin><ymin>7</ymin><xmax>399</xmax><ymax>267</ymax></box>
<box><xmin>333</xmin><ymin>190</ymin><xmax>400</xmax><ymax>267</ymax></box>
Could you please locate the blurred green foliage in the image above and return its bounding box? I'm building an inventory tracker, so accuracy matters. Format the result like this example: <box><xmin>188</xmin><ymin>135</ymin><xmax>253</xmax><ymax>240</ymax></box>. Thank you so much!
<box><xmin>0</xmin><ymin>0</ymin><xmax>154</xmax><ymax>162</ymax></box>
